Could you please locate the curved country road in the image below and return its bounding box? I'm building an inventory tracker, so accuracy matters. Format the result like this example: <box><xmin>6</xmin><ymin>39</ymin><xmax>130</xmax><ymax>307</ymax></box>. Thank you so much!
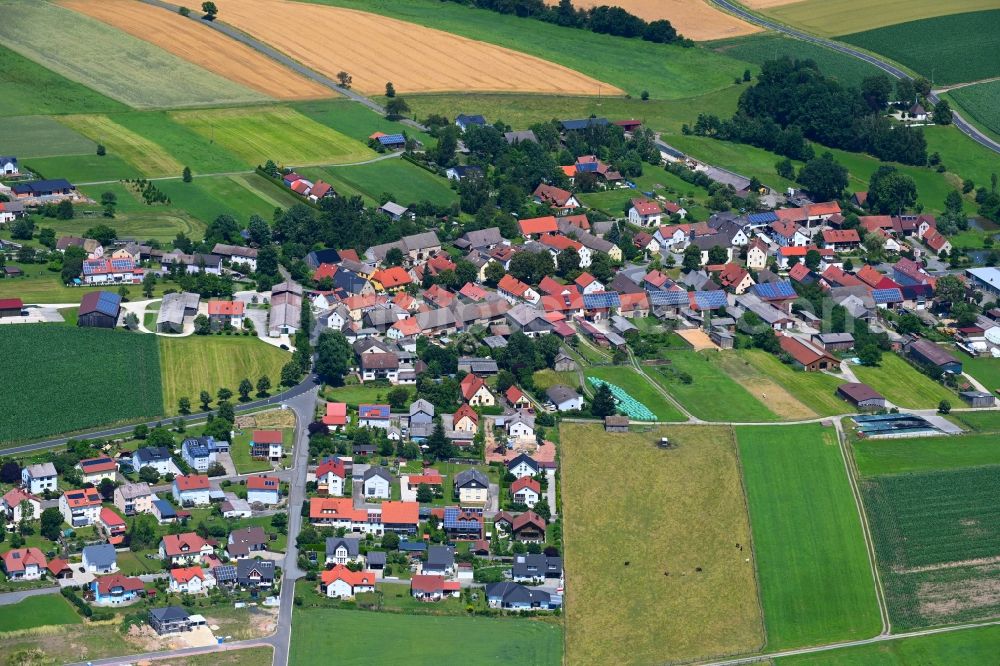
<box><xmin>709</xmin><ymin>0</ymin><xmax>1000</xmax><ymax>155</ymax></box>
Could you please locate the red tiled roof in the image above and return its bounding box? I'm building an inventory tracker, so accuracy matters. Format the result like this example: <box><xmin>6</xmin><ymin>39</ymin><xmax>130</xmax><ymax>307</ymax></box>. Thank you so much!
<box><xmin>539</xmin><ymin>234</ymin><xmax>582</xmax><ymax>252</ymax></box>
<box><xmin>575</xmin><ymin>272</ymin><xmax>597</xmax><ymax>288</ymax></box>
<box><xmin>253</xmin><ymin>430</ymin><xmax>283</xmax><ymax>444</ymax></box>
<box><xmin>372</xmin><ymin>266</ymin><xmax>412</xmax><ymax>289</ymax></box>
<box><xmin>410</xmin><ymin>574</ymin><xmax>458</xmax><ymax>593</ymax></box>
<box><xmin>247</xmin><ymin>475</ymin><xmax>279</xmax><ymax>491</ymax></box>
<box><xmin>453</xmin><ymin>403</ymin><xmax>479</xmax><ymax>425</ymax></box>
<box><xmin>2</xmin><ymin>548</ymin><xmax>46</xmax><ymax>573</ymax></box>
<box><xmin>161</xmin><ymin>533</ymin><xmax>210</xmax><ymax>557</ymax></box>
<box><xmin>316</xmin><ymin>457</ymin><xmax>347</xmax><ymax>479</ymax></box>
<box><xmin>459</xmin><ymin>282</ymin><xmax>487</xmax><ymax>301</ymax></box>
<box><xmin>856</xmin><ymin>265</ymin><xmax>885</xmax><ymax>288</ymax></box>
<box><xmin>630</xmin><ymin>198</ymin><xmax>661</xmax><ymax>216</ymax></box>
<box><xmin>533</xmin><ymin>184</ymin><xmax>575</xmax><ymax>207</ymax></box>
<box><xmin>460</xmin><ymin>374</ymin><xmax>489</xmax><ymax>401</ymax></box>
<box><xmin>498</xmin><ymin>274</ymin><xmax>531</xmax><ymax>297</ymax></box>
<box><xmin>313</xmin><ymin>263</ymin><xmax>338</xmax><ymax>281</ymax></box>
<box><xmin>511</xmin><ymin>476</ymin><xmax>540</xmax><ymax>494</ymax></box>
<box><xmin>380</xmin><ymin>501</ymin><xmax>419</xmax><ymax>525</ymax></box>
<box><xmin>63</xmin><ymin>488</ymin><xmax>101</xmax><ymax>508</ymax></box>
<box><xmin>170</xmin><ymin>566</ymin><xmax>208</xmax><ymax>584</ymax></box>
<box><xmin>47</xmin><ymin>557</ymin><xmax>71</xmax><ymax>576</ymax></box>
<box><xmin>560</xmin><ymin>214</ymin><xmax>590</xmax><ymax>230</ymax></box>
<box><xmin>822</xmin><ymin>229</ymin><xmax>860</xmax><ymax>244</ymax></box>
<box><xmin>506</xmin><ymin>385</ymin><xmax>525</xmax><ymax>403</ymax></box>
<box><xmin>2</xmin><ymin>487</ymin><xmax>38</xmax><ymax>508</ymax></box>
<box><xmin>821</xmin><ymin>265</ymin><xmax>863</xmax><ymax>287</ymax></box>
<box><xmin>788</xmin><ymin>262</ymin><xmax>812</xmax><ymax>283</ymax></box>
<box><xmin>322</xmin><ymin>402</ymin><xmax>348</xmax><ymax>426</ymax></box>
<box><xmin>207</xmin><ymin>300</ymin><xmax>244</xmax><ymax>315</ymax></box>
<box><xmin>715</xmin><ymin>263</ymin><xmax>749</xmax><ymax>288</ymax></box>
<box><xmin>391</xmin><ymin>317</ymin><xmax>421</xmax><ymax>336</ymax></box>
<box><xmin>100</xmin><ymin>507</ymin><xmax>125</xmax><ymax>527</ymax></box>
<box><xmin>174</xmin><ymin>474</ymin><xmax>210</xmax><ymax>492</ymax></box>
<box><xmin>322</xmin><ymin>564</ymin><xmax>376</xmax><ymax>588</ymax></box>
<box><xmin>96</xmin><ymin>572</ymin><xmax>143</xmax><ymax>594</ymax></box>
<box><xmin>518</xmin><ymin>215</ymin><xmax>558</xmax><ymax>236</ymax></box>
<box><xmin>644</xmin><ymin>270</ymin><xmax>670</xmax><ymax>288</ymax></box>
<box><xmin>310</xmin><ymin>497</ymin><xmax>368</xmax><ymax>522</ymax></box>
<box><xmin>779</xmin><ymin>336</ymin><xmax>837</xmax><ymax>367</ymax></box>
<box><xmin>0</xmin><ymin>298</ymin><xmax>23</xmax><ymax>310</ymax></box>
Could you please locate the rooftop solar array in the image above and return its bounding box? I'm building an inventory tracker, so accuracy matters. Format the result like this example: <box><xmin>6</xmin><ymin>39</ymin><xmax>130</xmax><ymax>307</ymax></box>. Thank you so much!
<box><xmin>647</xmin><ymin>289</ymin><xmax>689</xmax><ymax>306</ymax></box>
<box><xmin>95</xmin><ymin>291</ymin><xmax>121</xmax><ymax>316</ymax></box>
<box><xmin>693</xmin><ymin>290</ymin><xmax>727</xmax><ymax>309</ymax></box>
<box><xmin>443</xmin><ymin>507</ymin><xmax>481</xmax><ymax>530</ymax></box>
<box><xmin>378</xmin><ymin>134</ymin><xmax>406</xmax><ymax>144</ymax></box>
<box><xmin>583</xmin><ymin>291</ymin><xmax>621</xmax><ymax>309</ymax></box>
<box><xmin>753</xmin><ymin>280</ymin><xmax>796</xmax><ymax>300</ymax></box>
<box><xmin>872</xmin><ymin>288</ymin><xmax>904</xmax><ymax>304</ymax></box>
<box><xmin>747</xmin><ymin>211</ymin><xmax>778</xmax><ymax>224</ymax></box>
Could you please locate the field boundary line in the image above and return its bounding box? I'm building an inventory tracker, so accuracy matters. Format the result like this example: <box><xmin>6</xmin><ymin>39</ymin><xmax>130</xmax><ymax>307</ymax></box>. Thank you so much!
<box><xmin>833</xmin><ymin>417</ymin><xmax>891</xmax><ymax>636</ymax></box>
<box><xmin>729</xmin><ymin>426</ymin><xmax>769</xmax><ymax>656</ymax></box>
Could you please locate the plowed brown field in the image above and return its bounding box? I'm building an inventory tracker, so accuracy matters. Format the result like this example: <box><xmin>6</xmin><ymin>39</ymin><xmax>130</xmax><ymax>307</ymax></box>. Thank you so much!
<box><xmin>548</xmin><ymin>0</ymin><xmax>761</xmax><ymax>40</ymax></box>
<box><xmin>60</xmin><ymin>0</ymin><xmax>331</xmax><ymax>100</ymax></box>
<box><xmin>214</xmin><ymin>0</ymin><xmax>619</xmax><ymax>95</ymax></box>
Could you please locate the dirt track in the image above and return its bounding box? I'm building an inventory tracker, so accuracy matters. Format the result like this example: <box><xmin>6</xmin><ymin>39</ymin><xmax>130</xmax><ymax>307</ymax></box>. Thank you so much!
<box><xmin>550</xmin><ymin>0</ymin><xmax>761</xmax><ymax>40</ymax></box>
<box><xmin>215</xmin><ymin>0</ymin><xmax>620</xmax><ymax>96</ymax></box>
<box><xmin>61</xmin><ymin>0</ymin><xmax>332</xmax><ymax>100</ymax></box>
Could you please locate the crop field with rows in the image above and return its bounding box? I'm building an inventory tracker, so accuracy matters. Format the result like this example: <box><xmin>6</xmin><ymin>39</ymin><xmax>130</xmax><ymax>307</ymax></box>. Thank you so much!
<box><xmin>862</xmin><ymin>466</ymin><xmax>1000</xmax><ymax>629</ymax></box>
<box><xmin>0</xmin><ymin>325</ymin><xmax>163</xmax><ymax>443</ymax></box>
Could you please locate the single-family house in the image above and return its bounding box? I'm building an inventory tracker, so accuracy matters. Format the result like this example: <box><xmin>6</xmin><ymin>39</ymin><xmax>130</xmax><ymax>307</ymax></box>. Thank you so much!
<box><xmin>159</xmin><ymin>533</ymin><xmax>214</xmax><ymax>565</ymax></box>
<box><xmin>92</xmin><ymin>573</ymin><xmax>144</xmax><ymax>605</ymax></box>
<box><xmin>358</xmin><ymin>404</ymin><xmax>391</xmax><ymax>429</ymax></box>
<box><xmin>628</xmin><ymin>198</ymin><xmax>663</xmax><ymax>227</ymax></box>
<box><xmin>1</xmin><ymin>548</ymin><xmax>46</xmax><ymax>581</ymax></box>
<box><xmin>206</xmin><ymin>300</ymin><xmax>245</xmax><ymax>328</ymax></box>
<box><xmin>181</xmin><ymin>437</ymin><xmax>216</xmax><ymax>473</ymax></box>
<box><xmin>59</xmin><ymin>487</ymin><xmax>102</xmax><ymax>527</ymax></box>
<box><xmin>2</xmin><ymin>488</ymin><xmax>40</xmax><ymax>524</ymax></box>
<box><xmin>316</xmin><ymin>457</ymin><xmax>347</xmax><ymax>496</ymax></box>
<box><xmin>82</xmin><ymin>544</ymin><xmax>118</xmax><ymax>574</ymax></box>
<box><xmin>98</xmin><ymin>507</ymin><xmax>127</xmax><ymax>546</ymax></box>
<box><xmin>453</xmin><ymin>469</ymin><xmax>489</xmax><ymax>505</ymax></box>
<box><xmin>532</xmin><ymin>184</ymin><xmax>580</xmax><ymax>212</ymax></box>
<box><xmin>325</xmin><ymin>536</ymin><xmax>363</xmax><ymax>566</ymax></box>
<box><xmin>148</xmin><ymin>607</ymin><xmax>193</xmax><ymax>635</ymax></box>
<box><xmin>250</xmin><ymin>430</ymin><xmax>283</xmax><ymax>462</ymax></box>
<box><xmin>247</xmin><ymin>475</ymin><xmax>281</xmax><ymax>505</ymax></box>
<box><xmin>322</xmin><ymin>565</ymin><xmax>376</xmax><ymax>599</ymax></box>
<box><xmin>452</xmin><ymin>404</ymin><xmax>479</xmax><ymax>433</ymax></box>
<box><xmin>115</xmin><ymin>482</ymin><xmax>153</xmax><ymax>516</ymax></box>
<box><xmin>506</xmin><ymin>411</ymin><xmax>535</xmax><ymax>440</ymax></box>
<box><xmin>227</xmin><ymin>527</ymin><xmax>268</xmax><ymax>558</ymax></box>
<box><xmin>21</xmin><ymin>462</ymin><xmax>57</xmax><ymax>494</ymax></box>
<box><xmin>76</xmin><ymin>456</ymin><xmax>118</xmax><ymax>484</ymax></box>
<box><xmin>410</xmin><ymin>575</ymin><xmax>461</xmax><ymax>601</ymax></box>
<box><xmin>169</xmin><ymin>566</ymin><xmax>216</xmax><ymax>595</ymax></box>
<box><xmin>494</xmin><ymin>511</ymin><xmax>547</xmax><ymax>543</ymax></box>
<box><xmin>486</xmin><ymin>582</ymin><xmax>553</xmax><ymax>610</ymax></box>
<box><xmin>236</xmin><ymin>559</ymin><xmax>275</xmax><ymax>588</ymax></box>
<box><xmin>511</xmin><ymin>476</ymin><xmax>541</xmax><ymax>508</ymax></box>
<box><xmin>422</xmin><ymin>545</ymin><xmax>456</xmax><ymax>576</ymax></box>
<box><xmin>545</xmin><ymin>384</ymin><xmax>583</xmax><ymax>412</ymax></box>
<box><xmin>507</xmin><ymin>453</ymin><xmax>539</xmax><ymax>479</ymax></box>
<box><xmin>460</xmin><ymin>374</ymin><xmax>495</xmax><ymax>406</ymax></box>
<box><xmin>172</xmin><ymin>474</ymin><xmax>211</xmax><ymax>507</ymax></box>
<box><xmin>132</xmin><ymin>447</ymin><xmax>174</xmax><ymax>476</ymax></box>
<box><xmin>512</xmin><ymin>553</ymin><xmax>562</xmax><ymax>582</ymax></box>
<box><xmin>363</xmin><ymin>467</ymin><xmax>392</xmax><ymax>499</ymax></box>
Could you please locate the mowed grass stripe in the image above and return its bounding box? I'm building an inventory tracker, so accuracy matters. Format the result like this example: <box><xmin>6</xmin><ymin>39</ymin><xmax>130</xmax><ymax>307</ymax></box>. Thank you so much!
<box><xmin>0</xmin><ymin>43</ymin><xmax>125</xmax><ymax>116</ymax></box>
<box><xmin>652</xmin><ymin>350</ymin><xmax>778</xmax><ymax>422</ymax></box>
<box><xmin>159</xmin><ymin>336</ymin><xmax>289</xmax><ymax>415</ymax></box>
<box><xmin>0</xmin><ymin>595</ymin><xmax>82</xmax><ymax>632</ymax></box>
<box><xmin>583</xmin><ymin>365</ymin><xmax>686</xmax><ymax>421</ymax></box>
<box><xmin>853</xmin><ymin>432</ymin><xmax>1000</xmax><ymax>477</ymax></box>
<box><xmin>301</xmin><ymin>159</ymin><xmax>457</xmax><ymax>208</ymax></box>
<box><xmin>713</xmin><ymin>351</ymin><xmax>816</xmax><ymax>420</ymax></box>
<box><xmin>851</xmin><ymin>353</ymin><xmax>958</xmax><ymax>409</ymax></box>
<box><xmin>0</xmin><ymin>0</ymin><xmax>266</xmax><ymax>108</ymax></box>
<box><xmin>738</xmin><ymin>424</ymin><xmax>881</xmax><ymax>649</ymax></box>
<box><xmin>171</xmin><ymin>107</ymin><xmax>372</xmax><ymax>167</ymax></box>
<box><xmin>0</xmin><ymin>115</ymin><xmax>96</xmax><ymax>158</ymax></box>
<box><xmin>59</xmin><ymin>115</ymin><xmax>183</xmax><ymax>177</ymax></box>
<box><xmin>562</xmin><ymin>423</ymin><xmax>763</xmax><ymax>663</ymax></box>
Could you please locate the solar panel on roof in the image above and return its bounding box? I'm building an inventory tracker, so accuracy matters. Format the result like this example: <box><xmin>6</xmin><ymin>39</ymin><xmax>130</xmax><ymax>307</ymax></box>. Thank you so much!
<box><xmin>647</xmin><ymin>290</ymin><xmax>688</xmax><ymax>306</ymax></box>
<box><xmin>753</xmin><ymin>281</ymin><xmax>796</xmax><ymax>299</ymax></box>
<box><xmin>694</xmin><ymin>291</ymin><xmax>727</xmax><ymax>309</ymax></box>
<box><xmin>583</xmin><ymin>292</ymin><xmax>621</xmax><ymax>309</ymax></box>
<box><xmin>748</xmin><ymin>211</ymin><xmax>778</xmax><ymax>224</ymax></box>
<box><xmin>379</xmin><ymin>134</ymin><xmax>405</xmax><ymax>144</ymax></box>
<box><xmin>872</xmin><ymin>288</ymin><xmax>903</xmax><ymax>304</ymax></box>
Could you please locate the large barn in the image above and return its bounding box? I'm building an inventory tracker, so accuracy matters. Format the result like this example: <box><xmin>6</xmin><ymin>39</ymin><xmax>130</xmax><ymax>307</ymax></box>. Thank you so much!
<box><xmin>78</xmin><ymin>291</ymin><xmax>121</xmax><ymax>328</ymax></box>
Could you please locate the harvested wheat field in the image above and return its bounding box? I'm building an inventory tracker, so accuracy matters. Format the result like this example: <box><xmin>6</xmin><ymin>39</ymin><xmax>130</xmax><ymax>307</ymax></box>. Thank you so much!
<box><xmin>61</xmin><ymin>0</ymin><xmax>330</xmax><ymax>100</ymax></box>
<box><xmin>215</xmin><ymin>0</ymin><xmax>619</xmax><ymax>95</ymax></box>
<box><xmin>550</xmin><ymin>0</ymin><xmax>760</xmax><ymax>40</ymax></box>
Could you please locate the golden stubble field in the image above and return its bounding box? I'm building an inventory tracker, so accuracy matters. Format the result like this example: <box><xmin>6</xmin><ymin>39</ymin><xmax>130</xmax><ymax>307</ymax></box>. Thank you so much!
<box><xmin>61</xmin><ymin>0</ymin><xmax>332</xmax><ymax>100</ymax></box>
<box><xmin>550</xmin><ymin>0</ymin><xmax>761</xmax><ymax>40</ymax></box>
<box><xmin>561</xmin><ymin>422</ymin><xmax>764</xmax><ymax>664</ymax></box>
<box><xmin>215</xmin><ymin>0</ymin><xmax>620</xmax><ymax>95</ymax></box>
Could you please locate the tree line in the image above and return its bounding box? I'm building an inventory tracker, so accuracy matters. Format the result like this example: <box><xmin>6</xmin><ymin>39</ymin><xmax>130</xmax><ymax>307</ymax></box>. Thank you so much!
<box><xmin>442</xmin><ymin>0</ymin><xmax>689</xmax><ymax>45</ymax></box>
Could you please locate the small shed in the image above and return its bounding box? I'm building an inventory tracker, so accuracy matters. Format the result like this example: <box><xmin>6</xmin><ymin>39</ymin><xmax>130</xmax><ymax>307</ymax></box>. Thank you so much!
<box><xmin>959</xmin><ymin>390</ymin><xmax>995</xmax><ymax>408</ymax></box>
<box><xmin>604</xmin><ymin>415</ymin><xmax>629</xmax><ymax>432</ymax></box>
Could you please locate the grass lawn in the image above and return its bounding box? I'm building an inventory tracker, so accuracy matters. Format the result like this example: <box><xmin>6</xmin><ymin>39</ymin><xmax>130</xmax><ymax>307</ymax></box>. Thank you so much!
<box><xmin>723</xmin><ymin>350</ymin><xmax>845</xmax><ymax>417</ymax></box>
<box><xmin>852</xmin><ymin>431</ymin><xmax>1000</xmax><ymax>477</ymax></box>
<box><xmin>403</xmin><ymin>86</ymin><xmax>743</xmax><ymax>137</ymax></box>
<box><xmin>0</xmin><ymin>43</ymin><xmax>125</xmax><ymax>116</ymax></box>
<box><xmin>290</xmin><ymin>607</ymin><xmax>562</xmax><ymax>665</ymax></box>
<box><xmin>531</xmin><ymin>368</ymin><xmax>580</xmax><ymax>391</ymax></box>
<box><xmin>58</xmin><ymin>114</ymin><xmax>184</xmax><ymax>177</ymax></box>
<box><xmin>311</xmin><ymin>0</ymin><xmax>750</xmax><ymax>100</ymax></box>
<box><xmin>25</xmin><ymin>152</ymin><xmax>139</xmax><ymax>183</ymax></box>
<box><xmin>324</xmin><ymin>383</ymin><xmax>404</xmax><ymax>408</ymax></box>
<box><xmin>170</xmin><ymin>106</ymin><xmax>372</xmax><ymax>167</ymax></box>
<box><xmin>0</xmin><ymin>325</ymin><xmax>163</xmax><ymax>443</ymax></box>
<box><xmin>300</xmin><ymin>158</ymin><xmax>457</xmax><ymax>208</ymax></box>
<box><xmin>41</xmin><ymin>208</ymin><xmax>207</xmax><ymax>245</ymax></box>
<box><xmin>651</xmin><ymin>351</ymin><xmax>778</xmax><ymax>422</ymax></box>
<box><xmin>0</xmin><ymin>594</ymin><xmax>81</xmax><ymax>631</ymax></box>
<box><xmin>561</xmin><ymin>422</ymin><xmax>762</xmax><ymax>663</ymax></box>
<box><xmin>0</xmin><ymin>0</ymin><xmax>265</xmax><ymax>109</ymax></box>
<box><xmin>159</xmin><ymin>336</ymin><xmax>289</xmax><ymax>415</ymax></box>
<box><xmin>923</xmin><ymin>126</ymin><xmax>1000</xmax><ymax>199</ymax></box>
<box><xmin>737</xmin><ymin>424</ymin><xmax>880</xmax><ymax>649</ymax></box>
<box><xmin>840</xmin><ymin>11</ymin><xmax>1000</xmax><ymax>84</ymax></box>
<box><xmin>0</xmin><ymin>115</ymin><xmax>96</xmax><ymax>158</ymax></box>
<box><xmin>174</xmin><ymin>648</ymin><xmax>274</xmax><ymax>666</ymax></box>
<box><xmin>850</xmin><ymin>353</ymin><xmax>958</xmax><ymax>409</ymax></box>
<box><xmin>156</xmin><ymin>174</ymin><xmax>303</xmax><ymax>225</ymax></box>
<box><xmin>961</xmin><ymin>353</ymin><xmax>1000</xmax><ymax>393</ymax></box>
<box><xmin>110</xmin><ymin>109</ymin><xmax>251</xmax><ymax>174</ymax></box>
<box><xmin>0</xmin><ymin>262</ymin><xmax>169</xmax><ymax>304</ymax></box>
<box><xmin>779</xmin><ymin>623</ymin><xmax>1000</xmax><ymax>665</ymax></box>
<box><xmin>710</xmin><ymin>33</ymin><xmax>885</xmax><ymax>88</ymax></box>
<box><xmin>584</xmin><ymin>365</ymin><xmax>687</xmax><ymax>421</ymax></box>
<box><xmin>230</xmin><ymin>427</ymin><xmax>294</xmax><ymax>474</ymax></box>
<box><xmin>115</xmin><ymin>549</ymin><xmax>162</xmax><ymax>575</ymax></box>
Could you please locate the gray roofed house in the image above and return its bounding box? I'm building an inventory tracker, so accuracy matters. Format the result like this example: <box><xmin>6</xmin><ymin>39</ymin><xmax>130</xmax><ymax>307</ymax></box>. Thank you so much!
<box><xmin>82</xmin><ymin>544</ymin><xmax>118</xmax><ymax>573</ymax></box>
<box><xmin>148</xmin><ymin>606</ymin><xmax>191</xmax><ymax>634</ymax></box>
<box><xmin>572</xmin><ymin>230</ymin><xmax>616</xmax><ymax>254</ymax></box>
<box><xmin>458</xmin><ymin>357</ymin><xmax>499</xmax><ymax>375</ymax></box>
<box><xmin>268</xmin><ymin>281</ymin><xmax>303</xmax><ymax>337</ymax></box>
<box><xmin>379</xmin><ymin>201</ymin><xmax>409</xmax><ymax>221</ymax></box>
<box><xmin>157</xmin><ymin>292</ymin><xmax>200</xmax><ymax>333</ymax></box>
<box><xmin>423</xmin><ymin>545</ymin><xmax>455</xmax><ymax>575</ymax></box>
<box><xmin>545</xmin><ymin>384</ymin><xmax>583</xmax><ymax>412</ymax></box>
<box><xmin>227</xmin><ymin>526</ymin><xmax>268</xmax><ymax>558</ymax></box>
<box><xmin>409</xmin><ymin>399</ymin><xmax>435</xmax><ymax>424</ymax></box>
<box><xmin>236</xmin><ymin>558</ymin><xmax>275</xmax><ymax>587</ymax></box>
<box><xmin>504</xmin><ymin>130</ymin><xmax>538</xmax><ymax>144</ymax></box>
<box><xmin>484</xmin><ymin>335</ymin><xmax>508</xmax><ymax>349</ymax></box>
<box><xmin>367</xmin><ymin>231</ymin><xmax>441</xmax><ymax>263</ymax></box>
<box><xmin>212</xmin><ymin>564</ymin><xmax>237</xmax><ymax>585</ymax></box>
<box><xmin>505</xmin><ymin>304</ymin><xmax>553</xmax><ymax>336</ymax></box>
<box><xmin>326</xmin><ymin>536</ymin><xmax>362</xmax><ymax>564</ymax></box>
<box><xmin>512</xmin><ymin>553</ymin><xmax>562</xmax><ymax>581</ymax></box>
<box><xmin>454</xmin><ymin>469</ymin><xmax>489</xmax><ymax>492</ymax></box>
<box><xmin>454</xmin><ymin>227</ymin><xmax>504</xmax><ymax>252</ymax></box>
<box><xmin>485</xmin><ymin>581</ymin><xmax>552</xmax><ymax>610</ymax></box>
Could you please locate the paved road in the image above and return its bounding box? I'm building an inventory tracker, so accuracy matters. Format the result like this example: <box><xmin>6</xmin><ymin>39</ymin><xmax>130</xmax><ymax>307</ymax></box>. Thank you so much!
<box><xmin>710</xmin><ymin>0</ymin><xmax>1000</xmax><ymax>155</ymax></box>
<box><xmin>0</xmin><ymin>376</ymin><xmax>317</xmax><ymax>457</ymax></box>
<box><xmin>0</xmin><ymin>585</ymin><xmax>59</xmax><ymax>606</ymax></box>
